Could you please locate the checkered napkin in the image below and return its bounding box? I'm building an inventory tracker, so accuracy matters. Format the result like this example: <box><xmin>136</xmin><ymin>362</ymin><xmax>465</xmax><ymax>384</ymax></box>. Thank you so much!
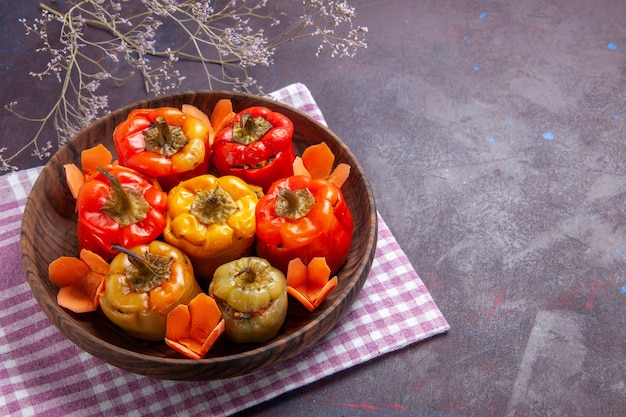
<box><xmin>0</xmin><ymin>83</ymin><xmax>449</xmax><ymax>417</ymax></box>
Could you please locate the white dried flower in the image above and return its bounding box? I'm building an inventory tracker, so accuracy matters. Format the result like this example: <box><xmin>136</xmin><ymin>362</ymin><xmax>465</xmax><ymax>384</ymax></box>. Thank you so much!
<box><xmin>3</xmin><ymin>0</ymin><xmax>367</xmax><ymax>171</ymax></box>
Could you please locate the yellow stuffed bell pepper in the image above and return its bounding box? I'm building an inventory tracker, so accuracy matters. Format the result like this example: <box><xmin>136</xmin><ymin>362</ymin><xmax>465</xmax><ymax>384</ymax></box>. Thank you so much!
<box><xmin>163</xmin><ymin>174</ymin><xmax>260</xmax><ymax>283</ymax></box>
<box><xmin>99</xmin><ymin>240</ymin><xmax>202</xmax><ymax>341</ymax></box>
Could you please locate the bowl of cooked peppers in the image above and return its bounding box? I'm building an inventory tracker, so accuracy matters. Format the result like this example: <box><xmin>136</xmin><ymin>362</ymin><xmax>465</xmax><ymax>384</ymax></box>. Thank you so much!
<box><xmin>20</xmin><ymin>91</ymin><xmax>377</xmax><ymax>380</ymax></box>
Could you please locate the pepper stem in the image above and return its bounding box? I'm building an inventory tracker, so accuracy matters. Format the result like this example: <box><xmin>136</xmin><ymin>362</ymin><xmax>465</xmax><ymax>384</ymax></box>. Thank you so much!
<box><xmin>98</xmin><ymin>166</ymin><xmax>151</xmax><ymax>227</ymax></box>
<box><xmin>234</xmin><ymin>266</ymin><xmax>256</xmax><ymax>284</ymax></box>
<box><xmin>190</xmin><ymin>184</ymin><xmax>238</xmax><ymax>225</ymax></box>
<box><xmin>274</xmin><ymin>187</ymin><xmax>315</xmax><ymax>219</ymax></box>
<box><xmin>143</xmin><ymin>116</ymin><xmax>188</xmax><ymax>157</ymax></box>
<box><xmin>112</xmin><ymin>245</ymin><xmax>173</xmax><ymax>293</ymax></box>
<box><xmin>231</xmin><ymin>113</ymin><xmax>272</xmax><ymax>145</ymax></box>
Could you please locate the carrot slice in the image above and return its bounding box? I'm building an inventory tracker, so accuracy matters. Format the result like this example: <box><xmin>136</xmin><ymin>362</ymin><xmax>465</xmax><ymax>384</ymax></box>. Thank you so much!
<box><xmin>48</xmin><ymin>252</ymin><xmax>107</xmax><ymax>313</ymax></box>
<box><xmin>210</xmin><ymin>99</ymin><xmax>236</xmax><ymax>139</ymax></box>
<box><xmin>79</xmin><ymin>249</ymin><xmax>109</xmax><ymax>276</ymax></box>
<box><xmin>297</xmin><ymin>143</ymin><xmax>351</xmax><ymax>188</ymax></box>
<box><xmin>63</xmin><ymin>163</ymin><xmax>85</xmax><ymax>200</ymax></box>
<box><xmin>57</xmin><ymin>286</ymin><xmax>96</xmax><ymax>313</ymax></box>
<box><xmin>188</xmin><ymin>291</ymin><xmax>222</xmax><ymax>342</ymax></box>
<box><xmin>292</xmin><ymin>156</ymin><xmax>312</xmax><ymax>178</ymax></box>
<box><xmin>49</xmin><ymin>256</ymin><xmax>90</xmax><ymax>288</ymax></box>
<box><xmin>287</xmin><ymin>287</ymin><xmax>316</xmax><ymax>312</ymax></box>
<box><xmin>327</xmin><ymin>163</ymin><xmax>351</xmax><ymax>188</ymax></box>
<box><xmin>182</xmin><ymin>104</ymin><xmax>211</xmax><ymax>130</ymax></box>
<box><xmin>165</xmin><ymin>293</ymin><xmax>225</xmax><ymax>359</ymax></box>
<box><xmin>57</xmin><ymin>271</ymin><xmax>105</xmax><ymax>313</ymax></box>
<box><xmin>210</xmin><ymin>99</ymin><xmax>233</xmax><ymax>128</ymax></box>
<box><xmin>213</xmin><ymin>112</ymin><xmax>236</xmax><ymax>140</ymax></box>
<box><xmin>286</xmin><ymin>258</ymin><xmax>308</xmax><ymax>288</ymax></box>
<box><xmin>165</xmin><ymin>339</ymin><xmax>203</xmax><ymax>359</ymax></box>
<box><xmin>302</xmin><ymin>142</ymin><xmax>335</xmax><ymax>180</ymax></box>
<box><xmin>312</xmin><ymin>276</ymin><xmax>337</xmax><ymax>309</ymax></box>
<box><xmin>82</xmin><ymin>271</ymin><xmax>105</xmax><ymax>302</ymax></box>
<box><xmin>165</xmin><ymin>321</ymin><xmax>225</xmax><ymax>360</ymax></box>
<box><xmin>286</xmin><ymin>257</ymin><xmax>338</xmax><ymax>312</ymax></box>
<box><xmin>165</xmin><ymin>304</ymin><xmax>192</xmax><ymax>342</ymax></box>
<box><xmin>200</xmin><ymin>320</ymin><xmax>226</xmax><ymax>354</ymax></box>
<box><xmin>306</xmin><ymin>257</ymin><xmax>332</xmax><ymax>290</ymax></box>
<box><xmin>81</xmin><ymin>144</ymin><xmax>113</xmax><ymax>176</ymax></box>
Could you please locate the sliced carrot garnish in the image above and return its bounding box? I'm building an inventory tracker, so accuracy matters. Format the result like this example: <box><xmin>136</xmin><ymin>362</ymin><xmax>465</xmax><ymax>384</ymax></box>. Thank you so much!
<box><xmin>63</xmin><ymin>163</ymin><xmax>85</xmax><ymax>200</ymax></box>
<box><xmin>165</xmin><ymin>293</ymin><xmax>225</xmax><ymax>359</ymax></box>
<box><xmin>301</xmin><ymin>142</ymin><xmax>335</xmax><ymax>180</ymax></box>
<box><xmin>79</xmin><ymin>248</ymin><xmax>110</xmax><ymax>276</ymax></box>
<box><xmin>285</xmin><ymin>257</ymin><xmax>307</xmax><ymax>288</ymax></box>
<box><xmin>165</xmin><ymin>302</ymin><xmax>192</xmax><ymax>342</ymax></box>
<box><xmin>57</xmin><ymin>286</ymin><xmax>97</xmax><ymax>314</ymax></box>
<box><xmin>56</xmin><ymin>271</ymin><xmax>105</xmax><ymax>313</ymax></box>
<box><xmin>182</xmin><ymin>104</ymin><xmax>211</xmax><ymax>130</ymax></box>
<box><xmin>286</xmin><ymin>257</ymin><xmax>338</xmax><ymax>312</ymax></box>
<box><xmin>210</xmin><ymin>99</ymin><xmax>234</xmax><ymax>128</ymax></box>
<box><xmin>306</xmin><ymin>257</ymin><xmax>332</xmax><ymax>291</ymax></box>
<box><xmin>327</xmin><ymin>163</ymin><xmax>351</xmax><ymax>188</ymax></box>
<box><xmin>49</xmin><ymin>256</ymin><xmax>90</xmax><ymax>288</ymax></box>
<box><xmin>296</xmin><ymin>143</ymin><xmax>351</xmax><ymax>188</ymax></box>
<box><xmin>210</xmin><ymin>99</ymin><xmax>236</xmax><ymax>139</ymax></box>
<box><xmin>188</xmin><ymin>290</ymin><xmax>222</xmax><ymax>342</ymax></box>
<box><xmin>292</xmin><ymin>156</ymin><xmax>312</xmax><ymax>178</ymax></box>
<box><xmin>81</xmin><ymin>144</ymin><xmax>113</xmax><ymax>176</ymax></box>
<box><xmin>48</xmin><ymin>251</ymin><xmax>108</xmax><ymax>313</ymax></box>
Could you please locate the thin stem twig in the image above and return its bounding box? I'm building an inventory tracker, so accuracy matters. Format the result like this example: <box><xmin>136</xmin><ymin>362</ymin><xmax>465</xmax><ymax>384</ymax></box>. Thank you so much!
<box><xmin>2</xmin><ymin>0</ymin><xmax>367</xmax><ymax>171</ymax></box>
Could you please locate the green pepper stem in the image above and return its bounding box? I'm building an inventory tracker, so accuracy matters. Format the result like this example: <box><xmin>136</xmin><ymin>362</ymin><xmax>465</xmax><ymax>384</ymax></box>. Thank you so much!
<box><xmin>111</xmin><ymin>245</ymin><xmax>172</xmax><ymax>292</ymax></box>
<box><xmin>154</xmin><ymin>117</ymin><xmax>171</xmax><ymax>147</ymax></box>
<box><xmin>234</xmin><ymin>266</ymin><xmax>256</xmax><ymax>284</ymax></box>
<box><xmin>275</xmin><ymin>187</ymin><xmax>315</xmax><ymax>219</ymax></box>
<box><xmin>98</xmin><ymin>166</ymin><xmax>136</xmax><ymax>213</ymax></box>
<box><xmin>231</xmin><ymin>113</ymin><xmax>272</xmax><ymax>145</ymax></box>
<box><xmin>97</xmin><ymin>166</ymin><xmax>150</xmax><ymax>227</ymax></box>
<box><xmin>190</xmin><ymin>185</ymin><xmax>238</xmax><ymax>225</ymax></box>
<box><xmin>143</xmin><ymin>116</ymin><xmax>188</xmax><ymax>156</ymax></box>
<box><xmin>112</xmin><ymin>244</ymin><xmax>157</xmax><ymax>275</ymax></box>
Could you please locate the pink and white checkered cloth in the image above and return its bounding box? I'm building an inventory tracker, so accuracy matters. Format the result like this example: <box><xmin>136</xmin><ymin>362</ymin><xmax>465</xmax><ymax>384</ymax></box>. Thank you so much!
<box><xmin>0</xmin><ymin>83</ymin><xmax>449</xmax><ymax>416</ymax></box>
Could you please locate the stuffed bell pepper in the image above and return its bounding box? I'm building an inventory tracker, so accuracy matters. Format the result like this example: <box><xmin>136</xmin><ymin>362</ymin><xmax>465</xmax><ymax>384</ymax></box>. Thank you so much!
<box><xmin>163</xmin><ymin>174</ymin><xmax>259</xmax><ymax>282</ymax></box>
<box><xmin>99</xmin><ymin>241</ymin><xmax>202</xmax><ymax>341</ymax></box>
<box><xmin>255</xmin><ymin>175</ymin><xmax>354</xmax><ymax>275</ymax></box>
<box><xmin>212</xmin><ymin>106</ymin><xmax>295</xmax><ymax>191</ymax></box>
<box><xmin>113</xmin><ymin>106</ymin><xmax>211</xmax><ymax>191</ymax></box>
<box><xmin>209</xmin><ymin>256</ymin><xmax>287</xmax><ymax>344</ymax></box>
<box><xmin>76</xmin><ymin>165</ymin><xmax>167</xmax><ymax>260</ymax></box>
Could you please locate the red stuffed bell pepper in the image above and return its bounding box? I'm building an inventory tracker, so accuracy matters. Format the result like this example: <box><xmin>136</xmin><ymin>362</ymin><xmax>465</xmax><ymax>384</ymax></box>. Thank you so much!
<box><xmin>255</xmin><ymin>175</ymin><xmax>354</xmax><ymax>275</ymax></box>
<box><xmin>113</xmin><ymin>106</ymin><xmax>211</xmax><ymax>191</ymax></box>
<box><xmin>76</xmin><ymin>165</ymin><xmax>168</xmax><ymax>260</ymax></box>
<box><xmin>212</xmin><ymin>106</ymin><xmax>295</xmax><ymax>191</ymax></box>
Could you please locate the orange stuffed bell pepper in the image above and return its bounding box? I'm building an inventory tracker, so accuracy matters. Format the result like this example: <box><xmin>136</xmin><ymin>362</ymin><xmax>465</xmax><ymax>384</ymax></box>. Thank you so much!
<box><xmin>113</xmin><ymin>106</ymin><xmax>211</xmax><ymax>191</ymax></box>
<box><xmin>99</xmin><ymin>241</ymin><xmax>202</xmax><ymax>341</ymax></box>
<box><xmin>255</xmin><ymin>175</ymin><xmax>354</xmax><ymax>275</ymax></box>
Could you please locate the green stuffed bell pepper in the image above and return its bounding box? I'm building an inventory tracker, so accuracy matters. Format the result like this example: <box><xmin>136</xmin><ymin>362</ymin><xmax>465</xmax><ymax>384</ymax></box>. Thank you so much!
<box><xmin>209</xmin><ymin>257</ymin><xmax>287</xmax><ymax>344</ymax></box>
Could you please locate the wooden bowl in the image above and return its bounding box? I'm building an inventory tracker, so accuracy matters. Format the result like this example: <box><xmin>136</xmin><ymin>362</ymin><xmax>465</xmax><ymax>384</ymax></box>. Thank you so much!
<box><xmin>20</xmin><ymin>91</ymin><xmax>377</xmax><ymax>381</ymax></box>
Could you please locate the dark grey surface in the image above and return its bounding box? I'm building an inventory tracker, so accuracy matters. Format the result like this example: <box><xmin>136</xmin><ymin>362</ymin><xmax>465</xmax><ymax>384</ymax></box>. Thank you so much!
<box><xmin>2</xmin><ymin>1</ymin><xmax>625</xmax><ymax>415</ymax></box>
